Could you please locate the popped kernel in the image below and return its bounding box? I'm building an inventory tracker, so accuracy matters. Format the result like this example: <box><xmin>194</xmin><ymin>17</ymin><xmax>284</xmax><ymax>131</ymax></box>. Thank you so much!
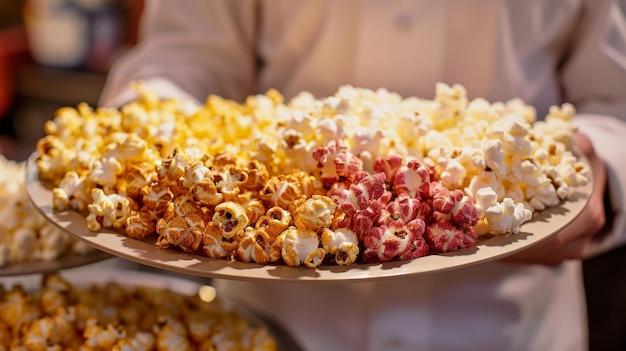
<box><xmin>155</xmin><ymin>214</ymin><xmax>204</xmax><ymax>253</ymax></box>
<box><xmin>259</xmin><ymin>175</ymin><xmax>303</xmax><ymax>209</ymax></box>
<box><xmin>255</xmin><ymin>207</ymin><xmax>291</xmax><ymax>239</ymax></box>
<box><xmin>33</xmin><ymin>81</ymin><xmax>591</xmax><ymax>267</ymax></box>
<box><xmin>212</xmin><ymin>202</ymin><xmax>249</xmax><ymax>239</ymax></box>
<box><xmin>320</xmin><ymin>227</ymin><xmax>359</xmax><ymax>265</ymax></box>
<box><xmin>236</xmin><ymin>227</ymin><xmax>272</xmax><ymax>264</ymax></box>
<box><xmin>278</xmin><ymin>226</ymin><xmax>325</xmax><ymax>268</ymax></box>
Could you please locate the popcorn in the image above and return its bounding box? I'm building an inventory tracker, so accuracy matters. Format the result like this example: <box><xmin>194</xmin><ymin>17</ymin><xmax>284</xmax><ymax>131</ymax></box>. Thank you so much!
<box><xmin>213</xmin><ymin>166</ymin><xmax>248</xmax><ymax>201</ymax></box>
<box><xmin>86</xmin><ymin>189</ymin><xmax>131</xmax><ymax>231</ymax></box>
<box><xmin>89</xmin><ymin>157</ymin><xmax>124</xmax><ymax>190</ymax></box>
<box><xmin>0</xmin><ymin>156</ymin><xmax>95</xmax><ymax>267</ymax></box>
<box><xmin>201</xmin><ymin>222</ymin><xmax>238</xmax><ymax>259</ymax></box>
<box><xmin>393</xmin><ymin>159</ymin><xmax>431</xmax><ymax>199</ymax></box>
<box><xmin>291</xmin><ymin>195</ymin><xmax>337</xmax><ymax>231</ymax></box>
<box><xmin>424</xmin><ymin>221</ymin><xmax>478</xmax><ymax>253</ymax></box>
<box><xmin>320</xmin><ymin>227</ymin><xmax>359</xmax><ymax>265</ymax></box>
<box><xmin>236</xmin><ymin>227</ymin><xmax>272</xmax><ymax>264</ymax></box>
<box><xmin>236</xmin><ymin>195</ymin><xmax>266</xmax><ymax>225</ymax></box>
<box><xmin>125</xmin><ymin>210</ymin><xmax>156</xmax><ymax>240</ymax></box>
<box><xmin>124</xmin><ymin>162</ymin><xmax>157</xmax><ymax>198</ymax></box>
<box><xmin>212</xmin><ymin>202</ymin><xmax>249</xmax><ymax>239</ymax></box>
<box><xmin>255</xmin><ymin>207</ymin><xmax>291</xmax><ymax>239</ymax></box>
<box><xmin>259</xmin><ymin>175</ymin><xmax>303</xmax><ymax>209</ymax></box>
<box><xmin>276</xmin><ymin>226</ymin><xmax>325</xmax><ymax>268</ymax></box>
<box><xmin>33</xmin><ymin>81</ymin><xmax>591</xmax><ymax>268</ymax></box>
<box><xmin>1</xmin><ymin>273</ymin><xmax>277</xmax><ymax>350</ymax></box>
<box><xmin>155</xmin><ymin>214</ymin><xmax>205</xmax><ymax>253</ymax></box>
<box><xmin>363</xmin><ymin>218</ymin><xmax>428</xmax><ymax>262</ymax></box>
<box><xmin>242</xmin><ymin>160</ymin><xmax>270</xmax><ymax>191</ymax></box>
<box><xmin>474</xmin><ymin>187</ymin><xmax>532</xmax><ymax>235</ymax></box>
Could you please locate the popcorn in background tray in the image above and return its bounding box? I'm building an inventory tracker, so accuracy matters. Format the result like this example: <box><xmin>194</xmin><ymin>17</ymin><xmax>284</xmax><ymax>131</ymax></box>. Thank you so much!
<box><xmin>0</xmin><ymin>273</ymin><xmax>278</xmax><ymax>350</ymax></box>
<box><xmin>33</xmin><ymin>81</ymin><xmax>590</xmax><ymax>267</ymax></box>
<box><xmin>0</xmin><ymin>156</ymin><xmax>95</xmax><ymax>267</ymax></box>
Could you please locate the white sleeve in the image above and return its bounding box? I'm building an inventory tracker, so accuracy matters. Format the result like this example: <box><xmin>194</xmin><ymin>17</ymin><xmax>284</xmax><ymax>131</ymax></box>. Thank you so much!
<box><xmin>560</xmin><ymin>0</ymin><xmax>626</xmax><ymax>256</ymax></box>
<box><xmin>98</xmin><ymin>0</ymin><xmax>257</xmax><ymax>107</ymax></box>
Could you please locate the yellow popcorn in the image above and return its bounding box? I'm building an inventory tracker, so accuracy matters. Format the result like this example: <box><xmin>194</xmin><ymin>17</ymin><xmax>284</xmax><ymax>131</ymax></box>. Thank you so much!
<box><xmin>255</xmin><ymin>206</ymin><xmax>291</xmax><ymax>239</ymax></box>
<box><xmin>212</xmin><ymin>202</ymin><xmax>249</xmax><ymax>239</ymax></box>
<box><xmin>236</xmin><ymin>227</ymin><xmax>272</xmax><ymax>264</ymax></box>
<box><xmin>259</xmin><ymin>175</ymin><xmax>303</xmax><ymax>209</ymax></box>
<box><xmin>0</xmin><ymin>156</ymin><xmax>96</xmax><ymax>267</ymax></box>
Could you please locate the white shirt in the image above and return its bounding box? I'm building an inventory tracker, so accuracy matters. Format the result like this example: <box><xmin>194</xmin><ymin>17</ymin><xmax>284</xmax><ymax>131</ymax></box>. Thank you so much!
<box><xmin>100</xmin><ymin>1</ymin><xmax>626</xmax><ymax>350</ymax></box>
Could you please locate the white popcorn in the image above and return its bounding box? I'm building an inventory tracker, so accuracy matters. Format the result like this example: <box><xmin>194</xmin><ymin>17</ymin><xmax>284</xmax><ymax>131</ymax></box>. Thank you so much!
<box><xmin>53</xmin><ymin>171</ymin><xmax>91</xmax><ymax>211</ymax></box>
<box><xmin>481</xmin><ymin>139</ymin><xmax>507</xmax><ymax>176</ymax></box>
<box><xmin>526</xmin><ymin>174</ymin><xmax>561</xmax><ymax>211</ymax></box>
<box><xmin>86</xmin><ymin>189</ymin><xmax>131</xmax><ymax>231</ymax></box>
<box><xmin>465</xmin><ymin>170</ymin><xmax>505</xmax><ymax>201</ymax></box>
<box><xmin>430</xmin><ymin>82</ymin><xmax>468</xmax><ymax>130</ymax></box>
<box><xmin>10</xmin><ymin>227</ymin><xmax>37</xmax><ymax>263</ymax></box>
<box><xmin>89</xmin><ymin>157</ymin><xmax>124</xmax><ymax>188</ymax></box>
<box><xmin>474</xmin><ymin>187</ymin><xmax>533</xmax><ymax>235</ymax></box>
<box><xmin>434</xmin><ymin>148</ymin><xmax>468</xmax><ymax>189</ymax></box>
<box><xmin>37</xmin><ymin>224</ymin><xmax>71</xmax><ymax>262</ymax></box>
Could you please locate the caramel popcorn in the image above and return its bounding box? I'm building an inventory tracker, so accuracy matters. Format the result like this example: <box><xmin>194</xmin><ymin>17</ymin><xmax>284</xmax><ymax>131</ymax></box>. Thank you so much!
<box><xmin>34</xmin><ymin>82</ymin><xmax>590</xmax><ymax>267</ymax></box>
<box><xmin>0</xmin><ymin>273</ymin><xmax>278</xmax><ymax>350</ymax></box>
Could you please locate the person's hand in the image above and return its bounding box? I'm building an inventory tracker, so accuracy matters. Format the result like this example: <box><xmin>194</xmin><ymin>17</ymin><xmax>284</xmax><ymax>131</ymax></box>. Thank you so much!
<box><xmin>500</xmin><ymin>132</ymin><xmax>607</xmax><ymax>267</ymax></box>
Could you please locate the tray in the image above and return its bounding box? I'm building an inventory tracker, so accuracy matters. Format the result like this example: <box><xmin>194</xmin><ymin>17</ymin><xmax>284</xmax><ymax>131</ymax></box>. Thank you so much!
<box><xmin>24</xmin><ymin>154</ymin><xmax>592</xmax><ymax>283</ymax></box>
<box><xmin>0</xmin><ymin>250</ymin><xmax>112</xmax><ymax>277</ymax></box>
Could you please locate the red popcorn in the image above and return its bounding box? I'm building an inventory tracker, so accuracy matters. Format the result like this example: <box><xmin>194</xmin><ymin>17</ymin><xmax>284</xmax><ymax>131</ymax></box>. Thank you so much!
<box><xmin>430</xmin><ymin>182</ymin><xmax>460</xmax><ymax>214</ymax></box>
<box><xmin>362</xmin><ymin>218</ymin><xmax>428</xmax><ymax>262</ymax></box>
<box><xmin>430</xmin><ymin>182</ymin><xmax>479</xmax><ymax>228</ymax></box>
<box><xmin>330</xmin><ymin>172</ymin><xmax>389</xmax><ymax>211</ymax></box>
<box><xmin>393</xmin><ymin>159</ymin><xmax>431</xmax><ymax>198</ymax></box>
<box><xmin>384</xmin><ymin>194</ymin><xmax>427</xmax><ymax>224</ymax></box>
<box><xmin>373</xmin><ymin>155</ymin><xmax>404</xmax><ymax>183</ymax></box>
<box><xmin>451</xmin><ymin>196</ymin><xmax>479</xmax><ymax>227</ymax></box>
<box><xmin>334</xmin><ymin>149</ymin><xmax>364</xmax><ymax>181</ymax></box>
<box><xmin>424</xmin><ymin>221</ymin><xmax>478</xmax><ymax>253</ymax></box>
<box><xmin>352</xmin><ymin>201</ymin><xmax>386</xmax><ymax>239</ymax></box>
<box><xmin>312</xmin><ymin>139</ymin><xmax>348</xmax><ymax>186</ymax></box>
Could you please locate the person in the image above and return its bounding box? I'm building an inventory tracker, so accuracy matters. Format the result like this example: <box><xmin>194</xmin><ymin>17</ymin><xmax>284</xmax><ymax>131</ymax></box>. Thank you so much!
<box><xmin>99</xmin><ymin>1</ymin><xmax>626</xmax><ymax>350</ymax></box>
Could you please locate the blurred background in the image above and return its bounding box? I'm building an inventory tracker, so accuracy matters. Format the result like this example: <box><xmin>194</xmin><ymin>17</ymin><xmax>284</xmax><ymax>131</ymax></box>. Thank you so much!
<box><xmin>0</xmin><ymin>1</ymin><xmax>624</xmax><ymax>350</ymax></box>
<box><xmin>0</xmin><ymin>0</ymin><xmax>143</xmax><ymax>161</ymax></box>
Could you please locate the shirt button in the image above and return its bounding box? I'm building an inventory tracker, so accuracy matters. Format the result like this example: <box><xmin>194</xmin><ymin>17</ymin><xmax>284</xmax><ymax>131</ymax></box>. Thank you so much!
<box><xmin>394</xmin><ymin>13</ymin><xmax>413</xmax><ymax>31</ymax></box>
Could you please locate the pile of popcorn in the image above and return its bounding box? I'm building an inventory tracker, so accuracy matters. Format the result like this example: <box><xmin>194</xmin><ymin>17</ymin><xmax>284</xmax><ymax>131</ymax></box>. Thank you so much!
<box><xmin>35</xmin><ymin>82</ymin><xmax>590</xmax><ymax>267</ymax></box>
<box><xmin>0</xmin><ymin>273</ymin><xmax>277</xmax><ymax>350</ymax></box>
<box><xmin>0</xmin><ymin>155</ymin><xmax>95</xmax><ymax>267</ymax></box>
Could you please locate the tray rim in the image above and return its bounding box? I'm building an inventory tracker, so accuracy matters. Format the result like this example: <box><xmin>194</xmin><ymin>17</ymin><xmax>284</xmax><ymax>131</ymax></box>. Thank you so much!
<box><xmin>24</xmin><ymin>152</ymin><xmax>592</xmax><ymax>283</ymax></box>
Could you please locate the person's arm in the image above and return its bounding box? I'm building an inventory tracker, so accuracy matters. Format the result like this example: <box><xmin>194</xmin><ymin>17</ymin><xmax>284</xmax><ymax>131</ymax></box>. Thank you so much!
<box><xmin>98</xmin><ymin>0</ymin><xmax>257</xmax><ymax>107</ymax></box>
<box><xmin>505</xmin><ymin>0</ymin><xmax>626</xmax><ymax>265</ymax></box>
